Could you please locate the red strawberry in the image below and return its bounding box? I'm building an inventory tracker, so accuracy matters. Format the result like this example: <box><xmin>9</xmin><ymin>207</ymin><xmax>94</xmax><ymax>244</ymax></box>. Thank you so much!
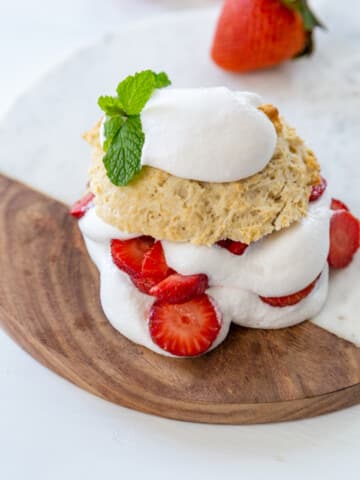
<box><xmin>150</xmin><ymin>273</ymin><xmax>209</xmax><ymax>304</ymax></box>
<box><xmin>111</xmin><ymin>237</ymin><xmax>154</xmax><ymax>277</ymax></box>
<box><xmin>211</xmin><ymin>0</ymin><xmax>323</xmax><ymax>73</ymax></box>
<box><xmin>217</xmin><ymin>239</ymin><xmax>248</xmax><ymax>255</ymax></box>
<box><xmin>331</xmin><ymin>198</ymin><xmax>349</xmax><ymax>212</ymax></box>
<box><xmin>260</xmin><ymin>276</ymin><xmax>318</xmax><ymax>307</ymax></box>
<box><xmin>69</xmin><ymin>192</ymin><xmax>95</xmax><ymax>218</ymax></box>
<box><xmin>129</xmin><ymin>241</ymin><xmax>173</xmax><ymax>294</ymax></box>
<box><xmin>131</xmin><ymin>275</ymin><xmax>159</xmax><ymax>295</ymax></box>
<box><xmin>310</xmin><ymin>176</ymin><xmax>327</xmax><ymax>202</ymax></box>
<box><xmin>328</xmin><ymin>210</ymin><xmax>360</xmax><ymax>269</ymax></box>
<box><xmin>141</xmin><ymin>241</ymin><xmax>170</xmax><ymax>283</ymax></box>
<box><xmin>149</xmin><ymin>295</ymin><xmax>221</xmax><ymax>356</ymax></box>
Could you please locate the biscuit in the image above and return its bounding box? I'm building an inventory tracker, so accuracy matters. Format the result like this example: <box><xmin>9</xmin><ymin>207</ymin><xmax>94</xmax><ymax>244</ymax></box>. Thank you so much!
<box><xmin>84</xmin><ymin>105</ymin><xmax>320</xmax><ymax>246</ymax></box>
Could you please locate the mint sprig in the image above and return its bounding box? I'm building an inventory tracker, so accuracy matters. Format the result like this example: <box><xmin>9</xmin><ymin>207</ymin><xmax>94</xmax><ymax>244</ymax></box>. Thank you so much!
<box><xmin>98</xmin><ymin>70</ymin><xmax>171</xmax><ymax>186</ymax></box>
<box><xmin>103</xmin><ymin>116</ymin><xmax>144</xmax><ymax>186</ymax></box>
<box><xmin>103</xmin><ymin>115</ymin><xmax>124</xmax><ymax>152</ymax></box>
<box><xmin>98</xmin><ymin>96</ymin><xmax>126</xmax><ymax>116</ymax></box>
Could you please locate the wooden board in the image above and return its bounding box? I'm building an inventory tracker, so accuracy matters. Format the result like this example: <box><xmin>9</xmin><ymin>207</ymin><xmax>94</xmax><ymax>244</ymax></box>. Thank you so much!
<box><xmin>1</xmin><ymin>174</ymin><xmax>360</xmax><ymax>424</ymax></box>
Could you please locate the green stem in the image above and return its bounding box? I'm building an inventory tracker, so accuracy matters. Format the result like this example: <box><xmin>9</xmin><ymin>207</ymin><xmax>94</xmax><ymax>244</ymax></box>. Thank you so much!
<box><xmin>281</xmin><ymin>0</ymin><xmax>326</xmax><ymax>56</ymax></box>
<box><xmin>281</xmin><ymin>0</ymin><xmax>325</xmax><ymax>31</ymax></box>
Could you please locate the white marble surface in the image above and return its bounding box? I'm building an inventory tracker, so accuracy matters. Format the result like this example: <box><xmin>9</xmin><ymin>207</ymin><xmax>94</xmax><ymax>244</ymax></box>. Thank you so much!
<box><xmin>1</xmin><ymin>1</ymin><xmax>360</xmax><ymax>479</ymax></box>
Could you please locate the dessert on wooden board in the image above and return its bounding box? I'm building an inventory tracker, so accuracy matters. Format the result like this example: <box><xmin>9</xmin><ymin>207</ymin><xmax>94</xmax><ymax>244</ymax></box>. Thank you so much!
<box><xmin>70</xmin><ymin>70</ymin><xmax>360</xmax><ymax>358</ymax></box>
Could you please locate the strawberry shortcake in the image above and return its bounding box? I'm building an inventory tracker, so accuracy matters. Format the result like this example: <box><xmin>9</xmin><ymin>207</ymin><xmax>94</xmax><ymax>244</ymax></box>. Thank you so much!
<box><xmin>71</xmin><ymin>70</ymin><xmax>360</xmax><ymax>357</ymax></box>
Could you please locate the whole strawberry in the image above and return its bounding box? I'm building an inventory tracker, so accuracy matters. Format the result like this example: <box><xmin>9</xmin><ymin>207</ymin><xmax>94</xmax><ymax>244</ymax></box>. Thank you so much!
<box><xmin>211</xmin><ymin>0</ymin><xmax>323</xmax><ymax>72</ymax></box>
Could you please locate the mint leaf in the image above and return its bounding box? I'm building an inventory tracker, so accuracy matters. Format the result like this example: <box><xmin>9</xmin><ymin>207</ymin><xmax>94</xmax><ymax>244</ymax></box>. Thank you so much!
<box><xmin>103</xmin><ymin>115</ymin><xmax>124</xmax><ymax>152</ymax></box>
<box><xmin>154</xmin><ymin>72</ymin><xmax>171</xmax><ymax>88</ymax></box>
<box><xmin>102</xmin><ymin>115</ymin><xmax>144</xmax><ymax>186</ymax></box>
<box><xmin>98</xmin><ymin>95</ymin><xmax>126</xmax><ymax>116</ymax></box>
<box><xmin>116</xmin><ymin>70</ymin><xmax>172</xmax><ymax>115</ymax></box>
<box><xmin>98</xmin><ymin>70</ymin><xmax>171</xmax><ymax>185</ymax></box>
<box><xmin>116</xmin><ymin>70</ymin><xmax>157</xmax><ymax>115</ymax></box>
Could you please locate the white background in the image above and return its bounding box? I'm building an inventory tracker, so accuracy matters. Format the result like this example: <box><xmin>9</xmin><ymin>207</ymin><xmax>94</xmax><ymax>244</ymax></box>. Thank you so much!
<box><xmin>1</xmin><ymin>1</ymin><xmax>360</xmax><ymax>479</ymax></box>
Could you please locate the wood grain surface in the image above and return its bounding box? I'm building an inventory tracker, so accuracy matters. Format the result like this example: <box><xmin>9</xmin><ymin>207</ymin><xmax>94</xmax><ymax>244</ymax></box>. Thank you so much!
<box><xmin>1</xmin><ymin>174</ymin><xmax>360</xmax><ymax>424</ymax></box>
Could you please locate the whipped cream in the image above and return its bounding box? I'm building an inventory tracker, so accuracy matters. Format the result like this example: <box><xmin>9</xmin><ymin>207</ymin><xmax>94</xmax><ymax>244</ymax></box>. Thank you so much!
<box><xmin>79</xmin><ymin>195</ymin><xmax>331</xmax><ymax>357</ymax></box>
<box><xmin>100</xmin><ymin>87</ymin><xmax>277</xmax><ymax>183</ymax></box>
<box><xmin>163</xmin><ymin>193</ymin><xmax>331</xmax><ymax>297</ymax></box>
<box><xmin>209</xmin><ymin>266</ymin><xmax>328</xmax><ymax>330</ymax></box>
<box><xmin>79</xmin><ymin>219</ymin><xmax>230</xmax><ymax>356</ymax></box>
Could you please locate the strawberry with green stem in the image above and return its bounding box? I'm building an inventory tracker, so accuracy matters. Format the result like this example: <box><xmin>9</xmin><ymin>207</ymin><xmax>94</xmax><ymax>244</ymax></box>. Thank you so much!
<box><xmin>211</xmin><ymin>0</ymin><xmax>324</xmax><ymax>72</ymax></box>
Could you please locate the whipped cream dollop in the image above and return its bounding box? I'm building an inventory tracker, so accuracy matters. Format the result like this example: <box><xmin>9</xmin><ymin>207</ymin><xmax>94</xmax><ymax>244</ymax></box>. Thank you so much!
<box><xmin>100</xmin><ymin>87</ymin><xmax>277</xmax><ymax>183</ymax></box>
<box><xmin>79</xmin><ymin>194</ymin><xmax>331</xmax><ymax>357</ymax></box>
<box><xmin>163</xmin><ymin>193</ymin><xmax>331</xmax><ymax>297</ymax></box>
<box><xmin>140</xmin><ymin>87</ymin><xmax>277</xmax><ymax>182</ymax></box>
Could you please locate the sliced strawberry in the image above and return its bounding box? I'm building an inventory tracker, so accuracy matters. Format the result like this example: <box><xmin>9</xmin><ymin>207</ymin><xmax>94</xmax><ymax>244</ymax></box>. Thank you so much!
<box><xmin>217</xmin><ymin>239</ymin><xmax>248</xmax><ymax>255</ymax></box>
<box><xmin>111</xmin><ymin>236</ymin><xmax>154</xmax><ymax>277</ymax></box>
<box><xmin>260</xmin><ymin>277</ymin><xmax>319</xmax><ymax>308</ymax></box>
<box><xmin>131</xmin><ymin>275</ymin><xmax>158</xmax><ymax>295</ymax></box>
<box><xmin>112</xmin><ymin>239</ymin><xmax>173</xmax><ymax>295</ymax></box>
<box><xmin>328</xmin><ymin>210</ymin><xmax>360</xmax><ymax>269</ymax></box>
<box><xmin>331</xmin><ymin>198</ymin><xmax>349</xmax><ymax>212</ymax></box>
<box><xmin>149</xmin><ymin>295</ymin><xmax>221</xmax><ymax>357</ymax></box>
<box><xmin>150</xmin><ymin>273</ymin><xmax>209</xmax><ymax>304</ymax></box>
<box><xmin>69</xmin><ymin>192</ymin><xmax>95</xmax><ymax>218</ymax></box>
<box><xmin>127</xmin><ymin>241</ymin><xmax>172</xmax><ymax>294</ymax></box>
<box><xmin>310</xmin><ymin>176</ymin><xmax>327</xmax><ymax>202</ymax></box>
<box><xmin>141</xmin><ymin>241</ymin><xmax>169</xmax><ymax>283</ymax></box>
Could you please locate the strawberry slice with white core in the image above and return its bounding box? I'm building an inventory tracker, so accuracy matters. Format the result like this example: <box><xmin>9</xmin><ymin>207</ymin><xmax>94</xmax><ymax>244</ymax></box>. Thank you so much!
<box><xmin>260</xmin><ymin>276</ymin><xmax>319</xmax><ymax>308</ymax></box>
<box><xmin>309</xmin><ymin>176</ymin><xmax>327</xmax><ymax>202</ymax></box>
<box><xmin>111</xmin><ymin>236</ymin><xmax>154</xmax><ymax>277</ymax></box>
<box><xmin>217</xmin><ymin>239</ymin><xmax>248</xmax><ymax>255</ymax></box>
<box><xmin>149</xmin><ymin>273</ymin><xmax>209</xmax><ymax>304</ymax></box>
<box><xmin>69</xmin><ymin>192</ymin><xmax>95</xmax><ymax>218</ymax></box>
<box><xmin>328</xmin><ymin>210</ymin><xmax>360</xmax><ymax>269</ymax></box>
<box><xmin>331</xmin><ymin>198</ymin><xmax>349</xmax><ymax>212</ymax></box>
<box><xmin>149</xmin><ymin>295</ymin><xmax>221</xmax><ymax>357</ymax></box>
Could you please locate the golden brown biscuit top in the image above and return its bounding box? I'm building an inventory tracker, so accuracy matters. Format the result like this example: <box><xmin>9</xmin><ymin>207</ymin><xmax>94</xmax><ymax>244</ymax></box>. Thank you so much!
<box><xmin>84</xmin><ymin>105</ymin><xmax>320</xmax><ymax>246</ymax></box>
